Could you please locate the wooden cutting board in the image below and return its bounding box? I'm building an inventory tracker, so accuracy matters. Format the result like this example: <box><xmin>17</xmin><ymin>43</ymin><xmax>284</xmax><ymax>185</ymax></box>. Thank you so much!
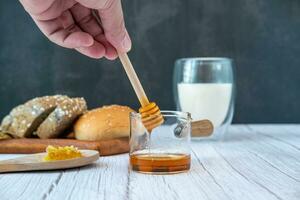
<box><xmin>0</xmin><ymin>138</ymin><xmax>129</xmax><ymax>156</ymax></box>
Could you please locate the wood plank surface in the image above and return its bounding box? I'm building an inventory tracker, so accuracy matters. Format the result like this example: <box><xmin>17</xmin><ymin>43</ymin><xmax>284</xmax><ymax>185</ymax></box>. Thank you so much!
<box><xmin>0</xmin><ymin>125</ymin><xmax>299</xmax><ymax>200</ymax></box>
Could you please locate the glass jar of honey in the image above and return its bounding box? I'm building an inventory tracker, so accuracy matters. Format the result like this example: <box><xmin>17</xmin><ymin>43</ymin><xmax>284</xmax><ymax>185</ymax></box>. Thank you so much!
<box><xmin>129</xmin><ymin>111</ymin><xmax>191</xmax><ymax>174</ymax></box>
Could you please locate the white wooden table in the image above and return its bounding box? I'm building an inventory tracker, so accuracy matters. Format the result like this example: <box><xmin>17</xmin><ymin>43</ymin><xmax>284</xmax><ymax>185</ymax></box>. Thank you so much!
<box><xmin>0</xmin><ymin>125</ymin><xmax>299</xmax><ymax>200</ymax></box>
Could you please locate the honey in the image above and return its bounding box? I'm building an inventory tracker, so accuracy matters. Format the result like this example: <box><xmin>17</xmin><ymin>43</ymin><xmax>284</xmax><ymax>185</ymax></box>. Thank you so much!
<box><xmin>43</xmin><ymin>145</ymin><xmax>82</xmax><ymax>161</ymax></box>
<box><xmin>130</xmin><ymin>153</ymin><xmax>191</xmax><ymax>174</ymax></box>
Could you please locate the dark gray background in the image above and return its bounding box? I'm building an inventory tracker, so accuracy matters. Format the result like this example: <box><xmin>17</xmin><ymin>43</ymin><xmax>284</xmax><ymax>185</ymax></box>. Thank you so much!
<box><xmin>1</xmin><ymin>0</ymin><xmax>300</xmax><ymax>123</ymax></box>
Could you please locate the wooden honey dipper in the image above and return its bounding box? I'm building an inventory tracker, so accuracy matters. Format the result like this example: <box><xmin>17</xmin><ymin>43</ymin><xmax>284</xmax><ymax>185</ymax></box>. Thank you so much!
<box><xmin>91</xmin><ymin>11</ymin><xmax>162</xmax><ymax>131</ymax></box>
<box><xmin>118</xmin><ymin>53</ymin><xmax>164</xmax><ymax>132</ymax></box>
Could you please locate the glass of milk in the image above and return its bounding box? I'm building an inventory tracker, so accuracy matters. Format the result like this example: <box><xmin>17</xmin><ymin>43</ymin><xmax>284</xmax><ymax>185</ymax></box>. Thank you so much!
<box><xmin>173</xmin><ymin>57</ymin><xmax>235</xmax><ymax>140</ymax></box>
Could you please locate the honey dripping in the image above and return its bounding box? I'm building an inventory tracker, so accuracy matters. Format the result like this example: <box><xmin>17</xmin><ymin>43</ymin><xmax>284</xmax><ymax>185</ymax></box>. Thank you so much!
<box><xmin>130</xmin><ymin>153</ymin><xmax>191</xmax><ymax>174</ymax></box>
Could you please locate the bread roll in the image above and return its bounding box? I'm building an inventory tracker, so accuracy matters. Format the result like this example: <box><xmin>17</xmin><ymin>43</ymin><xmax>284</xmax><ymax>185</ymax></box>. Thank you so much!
<box><xmin>74</xmin><ymin>105</ymin><xmax>135</xmax><ymax>141</ymax></box>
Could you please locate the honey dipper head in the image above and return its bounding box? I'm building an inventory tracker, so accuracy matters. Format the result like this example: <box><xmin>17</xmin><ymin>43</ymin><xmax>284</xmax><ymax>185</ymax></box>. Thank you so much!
<box><xmin>139</xmin><ymin>102</ymin><xmax>164</xmax><ymax>132</ymax></box>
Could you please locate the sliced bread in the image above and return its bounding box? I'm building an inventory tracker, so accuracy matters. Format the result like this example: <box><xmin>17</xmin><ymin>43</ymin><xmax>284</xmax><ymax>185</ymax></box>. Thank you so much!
<box><xmin>0</xmin><ymin>96</ymin><xmax>61</xmax><ymax>138</ymax></box>
<box><xmin>0</xmin><ymin>95</ymin><xmax>87</xmax><ymax>138</ymax></box>
<box><xmin>36</xmin><ymin>97</ymin><xmax>87</xmax><ymax>139</ymax></box>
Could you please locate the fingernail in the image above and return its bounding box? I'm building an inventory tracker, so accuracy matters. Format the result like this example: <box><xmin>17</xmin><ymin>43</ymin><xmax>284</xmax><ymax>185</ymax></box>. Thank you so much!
<box><xmin>122</xmin><ymin>32</ymin><xmax>131</xmax><ymax>52</ymax></box>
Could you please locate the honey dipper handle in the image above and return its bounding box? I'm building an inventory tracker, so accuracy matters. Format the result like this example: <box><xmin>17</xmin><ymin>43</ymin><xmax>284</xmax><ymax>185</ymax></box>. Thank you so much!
<box><xmin>118</xmin><ymin>52</ymin><xmax>150</xmax><ymax>107</ymax></box>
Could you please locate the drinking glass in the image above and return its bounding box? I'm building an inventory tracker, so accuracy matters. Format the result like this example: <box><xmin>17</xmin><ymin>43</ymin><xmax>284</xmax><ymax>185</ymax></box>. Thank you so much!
<box><xmin>173</xmin><ymin>57</ymin><xmax>235</xmax><ymax>139</ymax></box>
<box><xmin>129</xmin><ymin>111</ymin><xmax>191</xmax><ymax>174</ymax></box>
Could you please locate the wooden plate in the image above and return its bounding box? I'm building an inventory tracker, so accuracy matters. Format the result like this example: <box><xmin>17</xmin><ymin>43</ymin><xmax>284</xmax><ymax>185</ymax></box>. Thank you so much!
<box><xmin>0</xmin><ymin>150</ymin><xmax>99</xmax><ymax>173</ymax></box>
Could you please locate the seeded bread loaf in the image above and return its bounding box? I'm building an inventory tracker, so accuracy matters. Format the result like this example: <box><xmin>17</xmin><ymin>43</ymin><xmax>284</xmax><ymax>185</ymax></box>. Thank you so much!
<box><xmin>37</xmin><ymin>97</ymin><xmax>87</xmax><ymax>139</ymax></box>
<box><xmin>0</xmin><ymin>95</ymin><xmax>87</xmax><ymax>138</ymax></box>
<box><xmin>0</xmin><ymin>96</ymin><xmax>61</xmax><ymax>138</ymax></box>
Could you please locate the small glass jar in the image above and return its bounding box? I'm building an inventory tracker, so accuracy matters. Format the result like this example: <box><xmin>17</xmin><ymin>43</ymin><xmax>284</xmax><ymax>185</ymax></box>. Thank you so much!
<box><xmin>129</xmin><ymin>111</ymin><xmax>191</xmax><ymax>174</ymax></box>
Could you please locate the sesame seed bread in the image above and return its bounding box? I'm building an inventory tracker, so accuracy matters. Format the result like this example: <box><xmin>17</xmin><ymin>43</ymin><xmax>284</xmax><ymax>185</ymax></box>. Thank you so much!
<box><xmin>37</xmin><ymin>97</ymin><xmax>87</xmax><ymax>139</ymax></box>
<box><xmin>0</xmin><ymin>96</ymin><xmax>60</xmax><ymax>138</ymax></box>
<box><xmin>74</xmin><ymin>105</ymin><xmax>135</xmax><ymax>141</ymax></box>
<box><xmin>0</xmin><ymin>95</ymin><xmax>87</xmax><ymax>138</ymax></box>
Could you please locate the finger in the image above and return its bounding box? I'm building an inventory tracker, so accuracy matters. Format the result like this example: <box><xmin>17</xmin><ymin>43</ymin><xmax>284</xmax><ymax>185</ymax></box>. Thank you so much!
<box><xmin>95</xmin><ymin>34</ymin><xmax>118</xmax><ymax>60</ymax></box>
<box><xmin>19</xmin><ymin>0</ymin><xmax>55</xmax><ymax>15</ymax></box>
<box><xmin>33</xmin><ymin>10</ymin><xmax>93</xmax><ymax>48</ymax></box>
<box><xmin>97</xmin><ymin>0</ymin><xmax>131</xmax><ymax>52</ymax></box>
<box><xmin>70</xmin><ymin>4</ymin><xmax>117</xmax><ymax>59</ymax></box>
<box><xmin>76</xmin><ymin>0</ymin><xmax>131</xmax><ymax>52</ymax></box>
<box><xmin>60</xmin><ymin>10</ymin><xmax>106</xmax><ymax>58</ymax></box>
<box><xmin>20</xmin><ymin>0</ymin><xmax>76</xmax><ymax>20</ymax></box>
<box><xmin>51</xmin><ymin>30</ymin><xmax>94</xmax><ymax>48</ymax></box>
<box><xmin>33</xmin><ymin>19</ymin><xmax>94</xmax><ymax>48</ymax></box>
<box><xmin>75</xmin><ymin>43</ymin><xmax>106</xmax><ymax>59</ymax></box>
<box><xmin>57</xmin><ymin>10</ymin><xmax>94</xmax><ymax>47</ymax></box>
<box><xmin>20</xmin><ymin>0</ymin><xmax>105</xmax><ymax>58</ymax></box>
<box><xmin>70</xmin><ymin>3</ymin><xmax>103</xmax><ymax>36</ymax></box>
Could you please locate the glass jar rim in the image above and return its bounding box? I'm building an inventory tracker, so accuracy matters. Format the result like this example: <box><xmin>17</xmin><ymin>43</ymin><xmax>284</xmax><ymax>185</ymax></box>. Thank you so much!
<box><xmin>176</xmin><ymin>57</ymin><xmax>232</xmax><ymax>63</ymax></box>
<box><xmin>130</xmin><ymin>110</ymin><xmax>192</xmax><ymax>121</ymax></box>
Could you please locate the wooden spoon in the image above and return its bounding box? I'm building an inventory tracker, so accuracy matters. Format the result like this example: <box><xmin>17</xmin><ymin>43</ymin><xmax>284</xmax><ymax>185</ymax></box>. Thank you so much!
<box><xmin>0</xmin><ymin>150</ymin><xmax>99</xmax><ymax>173</ymax></box>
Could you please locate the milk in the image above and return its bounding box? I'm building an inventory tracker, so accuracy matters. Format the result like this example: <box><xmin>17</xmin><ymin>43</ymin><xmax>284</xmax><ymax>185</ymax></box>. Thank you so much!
<box><xmin>177</xmin><ymin>83</ymin><xmax>232</xmax><ymax>127</ymax></box>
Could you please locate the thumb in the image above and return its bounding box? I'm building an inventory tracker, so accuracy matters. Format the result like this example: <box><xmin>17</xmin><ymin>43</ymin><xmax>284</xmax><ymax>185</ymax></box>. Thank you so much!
<box><xmin>76</xmin><ymin>0</ymin><xmax>131</xmax><ymax>52</ymax></box>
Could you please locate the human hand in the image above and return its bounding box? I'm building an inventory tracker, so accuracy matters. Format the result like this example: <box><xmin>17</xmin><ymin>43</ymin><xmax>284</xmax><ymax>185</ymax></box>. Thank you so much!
<box><xmin>19</xmin><ymin>0</ymin><xmax>132</xmax><ymax>59</ymax></box>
